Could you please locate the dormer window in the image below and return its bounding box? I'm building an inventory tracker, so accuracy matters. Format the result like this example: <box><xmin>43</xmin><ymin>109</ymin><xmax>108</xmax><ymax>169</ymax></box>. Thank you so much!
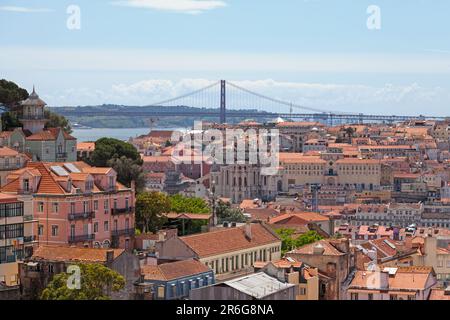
<box><xmin>23</xmin><ymin>179</ymin><xmax>30</xmax><ymax>192</ymax></box>
<box><xmin>109</xmin><ymin>176</ymin><xmax>115</xmax><ymax>189</ymax></box>
<box><xmin>67</xmin><ymin>180</ymin><xmax>72</xmax><ymax>190</ymax></box>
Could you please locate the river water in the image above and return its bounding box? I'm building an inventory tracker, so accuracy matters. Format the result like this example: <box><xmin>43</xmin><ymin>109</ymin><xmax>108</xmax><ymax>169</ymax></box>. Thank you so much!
<box><xmin>71</xmin><ymin>127</ymin><xmax>188</xmax><ymax>142</ymax></box>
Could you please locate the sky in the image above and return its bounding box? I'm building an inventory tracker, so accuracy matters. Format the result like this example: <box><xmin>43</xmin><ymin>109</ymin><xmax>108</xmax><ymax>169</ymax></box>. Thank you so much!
<box><xmin>1</xmin><ymin>0</ymin><xmax>450</xmax><ymax>115</ymax></box>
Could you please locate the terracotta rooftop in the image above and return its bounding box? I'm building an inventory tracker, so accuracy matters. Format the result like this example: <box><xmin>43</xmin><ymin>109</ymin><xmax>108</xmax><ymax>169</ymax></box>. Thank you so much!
<box><xmin>180</xmin><ymin>223</ymin><xmax>280</xmax><ymax>258</ymax></box>
<box><xmin>141</xmin><ymin>259</ymin><xmax>210</xmax><ymax>281</ymax></box>
<box><xmin>288</xmin><ymin>239</ymin><xmax>346</xmax><ymax>256</ymax></box>
<box><xmin>31</xmin><ymin>245</ymin><xmax>124</xmax><ymax>263</ymax></box>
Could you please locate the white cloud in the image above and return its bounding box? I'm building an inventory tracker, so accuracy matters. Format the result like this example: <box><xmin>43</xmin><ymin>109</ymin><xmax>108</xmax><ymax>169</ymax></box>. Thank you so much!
<box><xmin>2</xmin><ymin>46</ymin><xmax>450</xmax><ymax>75</ymax></box>
<box><xmin>0</xmin><ymin>6</ymin><xmax>53</xmax><ymax>13</ymax></box>
<box><xmin>111</xmin><ymin>0</ymin><xmax>227</xmax><ymax>14</ymax></box>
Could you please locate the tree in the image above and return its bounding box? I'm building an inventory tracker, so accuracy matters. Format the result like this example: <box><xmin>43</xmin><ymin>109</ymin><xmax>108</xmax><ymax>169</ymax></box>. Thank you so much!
<box><xmin>108</xmin><ymin>156</ymin><xmax>146</xmax><ymax>191</ymax></box>
<box><xmin>135</xmin><ymin>191</ymin><xmax>171</xmax><ymax>233</ymax></box>
<box><xmin>90</xmin><ymin>137</ymin><xmax>142</xmax><ymax>167</ymax></box>
<box><xmin>275</xmin><ymin>229</ymin><xmax>324</xmax><ymax>255</ymax></box>
<box><xmin>215</xmin><ymin>200</ymin><xmax>247</xmax><ymax>223</ymax></box>
<box><xmin>89</xmin><ymin>138</ymin><xmax>143</xmax><ymax>189</ymax></box>
<box><xmin>169</xmin><ymin>194</ymin><xmax>210</xmax><ymax>214</ymax></box>
<box><xmin>45</xmin><ymin>110</ymin><xmax>73</xmax><ymax>134</ymax></box>
<box><xmin>0</xmin><ymin>79</ymin><xmax>29</xmax><ymax>108</ymax></box>
<box><xmin>0</xmin><ymin>79</ymin><xmax>29</xmax><ymax>131</ymax></box>
<box><xmin>40</xmin><ymin>264</ymin><xmax>125</xmax><ymax>300</ymax></box>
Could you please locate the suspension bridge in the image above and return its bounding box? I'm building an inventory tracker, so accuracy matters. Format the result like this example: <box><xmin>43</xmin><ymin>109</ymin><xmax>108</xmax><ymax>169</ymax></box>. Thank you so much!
<box><xmin>54</xmin><ymin>80</ymin><xmax>447</xmax><ymax>125</ymax></box>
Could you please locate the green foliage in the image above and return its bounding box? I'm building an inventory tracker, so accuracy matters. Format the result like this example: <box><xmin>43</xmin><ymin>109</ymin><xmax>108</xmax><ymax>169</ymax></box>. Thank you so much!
<box><xmin>89</xmin><ymin>138</ymin><xmax>143</xmax><ymax>189</ymax></box>
<box><xmin>107</xmin><ymin>156</ymin><xmax>146</xmax><ymax>191</ymax></box>
<box><xmin>135</xmin><ymin>191</ymin><xmax>171</xmax><ymax>233</ymax></box>
<box><xmin>1</xmin><ymin>112</ymin><xmax>21</xmax><ymax>131</ymax></box>
<box><xmin>215</xmin><ymin>200</ymin><xmax>247</xmax><ymax>223</ymax></box>
<box><xmin>169</xmin><ymin>194</ymin><xmax>210</xmax><ymax>214</ymax></box>
<box><xmin>275</xmin><ymin>229</ymin><xmax>324</xmax><ymax>255</ymax></box>
<box><xmin>45</xmin><ymin>110</ymin><xmax>72</xmax><ymax>134</ymax></box>
<box><xmin>0</xmin><ymin>79</ymin><xmax>29</xmax><ymax>108</ymax></box>
<box><xmin>91</xmin><ymin>138</ymin><xmax>142</xmax><ymax>167</ymax></box>
<box><xmin>40</xmin><ymin>264</ymin><xmax>125</xmax><ymax>300</ymax></box>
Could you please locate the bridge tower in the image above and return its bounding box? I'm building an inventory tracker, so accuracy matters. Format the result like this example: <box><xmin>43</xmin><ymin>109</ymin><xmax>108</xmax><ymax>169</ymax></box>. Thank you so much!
<box><xmin>220</xmin><ymin>80</ymin><xmax>226</xmax><ymax>124</ymax></box>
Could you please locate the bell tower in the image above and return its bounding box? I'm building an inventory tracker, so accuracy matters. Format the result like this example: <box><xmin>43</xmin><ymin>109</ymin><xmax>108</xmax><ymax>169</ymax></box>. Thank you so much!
<box><xmin>20</xmin><ymin>86</ymin><xmax>48</xmax><ymax>134</ymax></box>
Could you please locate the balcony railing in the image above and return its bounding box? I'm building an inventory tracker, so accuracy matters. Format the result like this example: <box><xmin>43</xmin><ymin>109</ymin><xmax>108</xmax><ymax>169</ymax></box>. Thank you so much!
<box><xmin>24</xmin><ymin>235</ymin><xmax>37</xmax><ymax>243</ymax></box>
<box><xmin>56</xmin><ymin>152</ymin><xmax>68</xmax><ymax>159</ymax></box>
<box><xmin>68</xmin><ymin>234</ymin><xmax>95</xmax><ymax>243</ymax></box>
<box><xmin>111</xmin><ymin>228</ymin><xmax>135</xmax><ymax>237</ymax></box>
<box><xmin>18</xmin><ymin>188</ymin><xmax>33</xmax><ymax>195</ymax></box>
<box><xmin>23</xmin><ymin>215</ymin><xmax>35</xmax><ymax>222</ymax></box>
<box><xmin>68</xmin><ymin>211</ymin><xmax>95</xmax><ymax>221</ymax></box>
<box><xmin>111</xmin><ymin>207</ymin><xmax>134</xmax><ymax>215</ymax></box>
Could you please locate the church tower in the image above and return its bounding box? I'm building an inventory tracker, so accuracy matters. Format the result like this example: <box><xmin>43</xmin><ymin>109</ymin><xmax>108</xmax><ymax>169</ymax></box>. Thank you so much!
<box><xmin>20</xmin><ymin>86</ymin><xmax>48</xmax><ymax>134</ymax></box>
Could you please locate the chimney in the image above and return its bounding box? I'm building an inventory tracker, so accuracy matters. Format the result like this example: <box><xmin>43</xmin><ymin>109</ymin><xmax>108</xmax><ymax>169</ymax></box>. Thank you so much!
<box><xmin>106</xmin><ymin>250</ymin><xmax>115</xmax><ymax>264</ymax></box>
<box><xmin>245</xmin><ymin>222</ymin><xmax>252</xmax><ymax>240</ymax></box>
<box><xmin>313</xmin><ymin>243</ymin><xmax>325</xmax><ymax>255</ymax></box>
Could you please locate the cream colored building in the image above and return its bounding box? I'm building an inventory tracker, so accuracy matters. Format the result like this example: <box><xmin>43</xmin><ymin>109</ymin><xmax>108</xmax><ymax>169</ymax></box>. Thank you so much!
<box><xmin>413</xmin><ymin>235</ymin><xmax>450</xmax><ymax>284</ymax></box>
<box><xmin>156</xmin><ymin>223</ymin><xmax>282</xmax><ymax>281</ymax></box>
<box><xmin>211</xmin><ymin>164</ymin><xmax>282</xmax><ymax>203</ymax></box>
<box><xmin>279</xmin><ymin>153</ymin><xmax>382</xmax><ymax>191</ymax></box>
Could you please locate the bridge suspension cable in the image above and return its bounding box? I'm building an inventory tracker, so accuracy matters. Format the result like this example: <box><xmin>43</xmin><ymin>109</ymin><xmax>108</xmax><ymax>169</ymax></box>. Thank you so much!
<box><xmin>146</xmin><ymin>81</ymin><xmax>220</xmax><ymax>107</ymax></box>
<box><xmin>226</xmin><ymin>81</ymin><xmax>354</xmax><ymax>115</ymax></box>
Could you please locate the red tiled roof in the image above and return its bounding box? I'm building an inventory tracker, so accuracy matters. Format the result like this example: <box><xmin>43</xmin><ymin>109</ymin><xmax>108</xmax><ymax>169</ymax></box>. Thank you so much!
<box><xmin>180</xmin><ymin>223</ymin><xmax>280</xmax><ymax>258</ymax></box>
<box><xmin>141</xmin><ymin>259</ymin><xmax>210</xmax><ymax>281</ymax></box>
<box><xmin>31</xmin><ymin>245</ymin><xmax>124</xmax><ymax>263</ymax></box>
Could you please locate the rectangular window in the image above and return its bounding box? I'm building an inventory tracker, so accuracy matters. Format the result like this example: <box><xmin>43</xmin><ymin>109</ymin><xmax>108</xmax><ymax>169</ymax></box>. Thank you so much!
<box><xmin>94</xmin><ymin>200</ymin><xmax>99</xmax><ymax>211</ymax></box>
<box><xmin>104</xmin><ymin>200</ymin><xmax>109</xmax><ymax>214</ymax></box>
<box><xmin>52</xmin><ymin>202</ymin><xmax>59</xmax><ymax>213</ymax></box>
<box><xmin>38</xmin><ymin>225</ymin><xmax>44</xmax><ymax>236</ymax></box>
<box><xmin>38</xmin><ymin>202</ymin><xmax>44</xmax><ymax>212</ymax></box>
<box><xmin>70</xmin><ymin>202</ymin><xmax>75</xmax><ymax>214</ymax></box>
<box><xmin>104</xmin><ymin>221</ymin><xmax>109</xmax><ymax>232</ymax></box>
<box><xmin>94</xmin><ymin>222</ymin><xmax>98</xmax><ymax>233</ymax></box>
<box><xmin>51</xmin><ymin>225</ymin><xmax>59</xmax><ymax>237</ymax></box>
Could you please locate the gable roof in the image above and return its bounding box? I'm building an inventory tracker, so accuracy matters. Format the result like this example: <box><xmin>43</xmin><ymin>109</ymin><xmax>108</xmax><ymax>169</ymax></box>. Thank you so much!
<box><xmin>31</xmin><ymin>245</ymin><xmax>124</xmax><ymax>263</ymax></box>
<box><xmin>141</xmin><ymin>259</ymin><xmax>210</xmax><ymax>281</ymax></box>
<box><xmin>180</xmin><ymin>223</ymin><xmax>280</xmax><ymax>258</ymax></box>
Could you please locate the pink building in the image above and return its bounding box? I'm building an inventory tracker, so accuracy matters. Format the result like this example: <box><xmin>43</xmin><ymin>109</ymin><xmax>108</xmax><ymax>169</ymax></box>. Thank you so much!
<box><xmin>1</xmin><ymin>162</ymin><xmax>135</xmax><ymax>250</ymax></box>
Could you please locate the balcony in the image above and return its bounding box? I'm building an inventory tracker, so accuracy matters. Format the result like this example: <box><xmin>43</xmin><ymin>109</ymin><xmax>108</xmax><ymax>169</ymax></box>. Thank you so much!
<box><xmin>68</xmin><ymin>234</ymin><xmax>95</xmax><ymax>243</ymax></box>
<box><xmin>23</xmin><ymin>215</ymin><xmax>36</xmax><ymax>222</ymax></box>
<box><xmin>68</xmin><ymin>211</ymin><xmax>95</xmax><ymax>221</ymax></box>
<box><xmin>18</xmin><ymin>188</ymin><xmax>33</xmax><ymax>195</ymax></box>
<box><xmin>111</xmin><ymin>228</ymin><xmax>135</xmax><ymax>237</ymax></box>
<box><xmin>56</xmin><ymin>152</ymin><xmax>68</xmax><ymax>159</ymax></box>
<box><xmin>23</xmin><ymin>235</ymin><xmax>37</xmax><ymax>243</ymax></box>
<box><xmin>111</xmin><ymin>207</ymin><xmax>134</xmax><ymax>216</ymax></box>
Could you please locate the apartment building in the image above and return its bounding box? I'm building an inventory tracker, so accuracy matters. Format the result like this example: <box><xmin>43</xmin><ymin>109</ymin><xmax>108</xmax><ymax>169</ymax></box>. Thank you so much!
<box><xmin>0</xmin><ymin>146</ymin><xmax>28</xmax><ymax>186</ymax></box>
<box><xmin>0</xmin><ymin>193</ymin><xmax>36</xmax><ymax>287</ymax></box>
<box><xmin>1</xmin><ymin>162</ymin><xmax>135</xmax><ymax>249</ymax></box>
<box><xmin>279</xmin><ymin>153</ymin><xmax>382</xmax><ymax>191</ymax></box>
<box><xmin>347</xmin><ymin>266</ymin><xmax>437</xmax><ymax>300</ymax></box>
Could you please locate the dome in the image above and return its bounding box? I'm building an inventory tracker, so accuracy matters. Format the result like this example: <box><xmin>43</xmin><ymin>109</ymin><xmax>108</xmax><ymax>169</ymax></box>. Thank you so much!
<box><xmin>21</xmin><ymin>86</ymin><xmax>47</xmax><ymax>107</ymax></box>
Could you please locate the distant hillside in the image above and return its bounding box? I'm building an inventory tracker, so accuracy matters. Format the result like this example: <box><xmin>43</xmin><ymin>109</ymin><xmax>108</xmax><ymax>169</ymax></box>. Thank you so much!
<box><xmin>49</xmin><ymin>105</ymin><xmax>276</xmax><ymax>128</ymax></box>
